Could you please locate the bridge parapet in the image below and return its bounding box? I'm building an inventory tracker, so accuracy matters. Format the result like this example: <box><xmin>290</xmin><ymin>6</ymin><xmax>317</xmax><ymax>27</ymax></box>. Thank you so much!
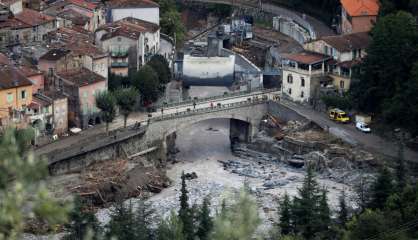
<box><xmin>152</xmin><ymin>97</ymin><xmax>272</xmax><ymax>123</ymax></box>
<box><xmin>157</xmin><ymin>88</ymin><xmax>280</xmax><ymax>109</ymax></box>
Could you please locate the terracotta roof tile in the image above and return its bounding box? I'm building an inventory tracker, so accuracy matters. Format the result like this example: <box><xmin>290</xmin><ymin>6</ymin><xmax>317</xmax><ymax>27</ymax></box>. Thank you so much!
<box><xmin>0</xmin><ymin>65</ymin><xmax>33</xmax><ymax>90</ymax></box>
<box><xmin>15</xmin><ymin>8</ymin><xmax>55</xmax><ymax>26</ymax></box>
<box><xmin>282</xmin><ymin>51</ymin><xmax>331</xmax><ymax>65</ymax></box>
<box><xmin>320</xmin><ymin>32</ymin><xmax>371</xmax><ymax>52</ymax></box>
<box><xmin>66</xmin><ymin>0</ymin><xmax>98</xmax><ymax>10</ymax></box>
<box><xmin>341</xmin><ymin>0</ymin><xmax>379</xmax><ymax>17</ymax></box>
<box><xmin>56</xmin><ymin>68</ymin><xmax>105</xmax><ymax>87</ymax></box>
<box><xmin>98</xmin><ymin>17</ymin><xmax>159</xmax><ymax>41</ymax></box>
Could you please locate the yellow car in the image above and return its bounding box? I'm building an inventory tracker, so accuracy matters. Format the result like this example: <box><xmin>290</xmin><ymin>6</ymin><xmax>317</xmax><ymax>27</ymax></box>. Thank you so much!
<box><xmin>329</xmin><ymin>108</ymin><xmax>350</xmax><ymax>123</ymax></box>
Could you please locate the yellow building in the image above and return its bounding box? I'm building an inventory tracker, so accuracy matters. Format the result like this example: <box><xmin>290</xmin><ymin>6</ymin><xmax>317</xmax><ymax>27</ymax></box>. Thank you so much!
<box><xmin>0</xmin><ymin>65</ymin><xmax>33</xmax><ymax>125</ymax></box>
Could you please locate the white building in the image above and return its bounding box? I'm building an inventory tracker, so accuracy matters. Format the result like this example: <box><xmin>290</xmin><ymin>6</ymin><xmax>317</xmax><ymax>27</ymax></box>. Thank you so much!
<box><xmin>304</xmin><ymin>32</ymin><xmax>371</xmax><ymax>92</ymax></box>
<box><xmin>106</xmin><ymin>0</ymin><xmax>159</xmax><ymax>25</ymax></box>
<box><xmin>95</xmin><ymin>17</ymin><xmax>160</xmax><ymax>75</ymax></box>
<box><xmin>281</xmin><ymin>51</ymin><xmax>331</xmax><ymax>103</ymax></box>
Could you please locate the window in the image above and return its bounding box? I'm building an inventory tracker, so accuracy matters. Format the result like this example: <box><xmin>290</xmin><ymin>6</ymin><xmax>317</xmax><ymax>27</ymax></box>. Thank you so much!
<box><xmin>301</xmin><ymin>77</ymin><xmax>305</xmax><ymax>87</ymax></box>
<box><xmin>117</xmin><ymin>37</ymin><xmax>122</xmax><ymax>42</ymax></box>
<box><xmin>301</xmin><ymin>91</ymin><xmax>304</xmax><ymax>98</ymax></box>
<box><xmin>83</xmin><ymin>91</ymin><xmax>88</xmax><ymax>98</ymax></box>
<box><xmin>287</xmin><ymin>74</ymin><xmax>293</xmax><ymax>84</ymax></box>
<box><xmin>288</xmin><ymin>88</ymin><xmax>292</xmax><ymax>95</ymax></box>
<box><xmin>340</xmin><ymin>80</ymin><xmax>345</xmax><ymax>89</ymax></box>
<box><xmin>21</xmin><ymin>90</ymin><xmax>26</xmax><ymax>100</ymax></box>
<box><xmin>6</xmin><ymin>93</ymin><xmax>13</xmax><ymax>103</ymax></box>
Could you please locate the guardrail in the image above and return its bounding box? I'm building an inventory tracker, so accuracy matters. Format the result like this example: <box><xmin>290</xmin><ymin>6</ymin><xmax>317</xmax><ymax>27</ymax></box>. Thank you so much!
<box><xmin>157</xmin><ymin>88</ymin><xmax>280</xmax><ymax>109</ymax></box>
<box><xmin>152</xmin><ymin>95</ymin><xmax>278</xmax><ymax>123</ymax></box>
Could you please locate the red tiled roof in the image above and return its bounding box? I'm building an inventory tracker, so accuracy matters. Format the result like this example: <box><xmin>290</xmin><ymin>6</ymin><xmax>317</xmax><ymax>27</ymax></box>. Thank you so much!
<box><xmin>18</xmin><ymin>65</ymin><xmax>42</xmax><ymax>77</ymax></box>
<box><xmin>56</xmin><ymin>68</ymin><xmax>105</xmax><ymax>87</ymax></box>
<box><xmin>67</xmin><ymin>0</ymin><xmax>98</xmax><ymax>10</ymax></box>
<box><xmin>282</xmin><ymin>51</ymin><xmax>331</xmax><ymax>65</ymax></box>
<box><xmin>98</xmin><ymin>17</ymin><xmax>159</xmax><ymax>41</ymax></box>
<box><xmin>0</xmin><ymin>65</ymin><xmax>33</xmax><ymax>90</ymax></box>
<box><xmin>15</xmin><ymin>8</ymin><xmax>55</xmax><ymax>27</ymax></box>
<box><xmin>320</xmin><ymin>32</ymin><xmax>371</xmax><ymax>52</ymax></box>
<box><xmin>0</xmin><ymin>17</ymin><xmax>31</xmax><ymax>29</ymax></box>
<box><xmin>341</xmin><ymin>0</ymin><xmax>379</xmax><ymax>17</ymax></box>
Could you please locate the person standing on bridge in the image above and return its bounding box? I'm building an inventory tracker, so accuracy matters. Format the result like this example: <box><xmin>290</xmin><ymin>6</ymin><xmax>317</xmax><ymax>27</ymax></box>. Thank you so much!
<box><xmin>193</xmin><ymin>101</ymin><xmax>196</xmax><ymax>109</ymax></box>
<box><xmin>161</xmin><ymin>108</ymin><xmax>164</xmax><ymax>115</ymax></box>
<box><xmin>210</xmin><ymin>102</ymin><xmax>214</xmax><ymax>108</ymax></box>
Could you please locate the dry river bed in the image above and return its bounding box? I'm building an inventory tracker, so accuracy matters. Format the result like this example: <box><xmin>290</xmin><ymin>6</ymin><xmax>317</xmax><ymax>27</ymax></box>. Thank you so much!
<box><xmin>96</xmin><ymin>119</ymin><xmax>358</xmax><ymax>233</ymax></box>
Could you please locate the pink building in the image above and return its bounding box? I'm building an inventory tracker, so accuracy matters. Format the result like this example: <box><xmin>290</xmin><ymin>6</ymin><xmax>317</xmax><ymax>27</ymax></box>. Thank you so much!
<box><xmin>54</xmin><ymin>68</ymin><xmax>106</xmax><ymax>128</ymax></box>
<box><xmin>18</xmin><ymin>65</ymin><xmax>44</xmax><ymax>93</ymax></box>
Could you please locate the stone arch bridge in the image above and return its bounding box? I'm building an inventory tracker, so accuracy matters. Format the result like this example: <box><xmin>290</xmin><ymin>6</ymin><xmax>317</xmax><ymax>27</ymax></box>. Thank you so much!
<box><xmin>47</xmin><ymin>90</ymin><xmax>298</xmax><ymax>174</ymax></box>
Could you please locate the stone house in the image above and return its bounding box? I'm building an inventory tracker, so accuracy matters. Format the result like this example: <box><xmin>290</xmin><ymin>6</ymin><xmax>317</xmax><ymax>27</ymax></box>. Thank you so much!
<box><xmin>281</xmin><ymin>51</ymin><xmax>332</xmax><ymax>103</ymax></box>
<box><xmin>95</xmin><ymin>17</ymin><xmax>160</xmax><ymax>73</ymax></box>
<box><xmin>18</xmin><ymin>65</ymin><xmax>45</xmax><ymax>93</ymax></box>
<box><xmin>63</xmin><ymin>0</ymin><xmax>105</xmax><ymax>32</ymax></box>
<box><xmin>340</xmin><ymin>0</ymin><xmax>379</xmax><ymax>34</ymax></box>
<box><xmin>106</xmin><ymin>0</ymin><xmax>159</xmax><ymax>25</ymax></box>
<box><xmin>14</xmin><ymin>8</ymin><xmax>57</xmax><ymax>42</ymax></box>
<box><xmin>304</xmin><ymin>31</ymin><xmax>371</xmax><ymax>92</ymax></box>
<box><xmin>54</xmin><ymin>68</ymin><xmax>106</xmax><ymax>128</ymax></box>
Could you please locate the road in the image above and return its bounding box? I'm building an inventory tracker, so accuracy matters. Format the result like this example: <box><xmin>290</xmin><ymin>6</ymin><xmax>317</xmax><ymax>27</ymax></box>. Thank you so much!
<box><xmin>281</xmin><ymin>101</ymin><xmax>418</xmax><ymax>163</ymax></box>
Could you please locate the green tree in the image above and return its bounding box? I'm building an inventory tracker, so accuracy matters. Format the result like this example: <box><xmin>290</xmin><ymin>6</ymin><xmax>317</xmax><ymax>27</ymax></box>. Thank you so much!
<box><xmin>369</xmin><ymin>167</ymin><xmax>395</xmax><ymax>210</ymax></box>
<box><xmin>0</xmin><ymin>128</ymin><xmax>70</xmax><ymax>239</ymax></box>
<box><xmin>210</xmin><ymin>189</ymin><xmax>260</xmax><ymax>240</ymax></box>
<box><xmin>291</xmin><ymin>165</ymin><xmax>321</xmax><ymax>239</ymax></box>
<box><xmin>316</xmin><ymin>189</ymin><xmax>331</xmax><ymax>238</ymax></box>
<box><xmin>106</xmin><ymin>201</ymin><xmax>136</xmax><ymax>240</ymax></box>
<box><xmin>114</xmin><ymin>87</ymin><xmax>139</xmax><ymax>128</ymax></box>
<box><xmin>148</xmin><ymin>54</ymin><xmax>171</xmax><ymax>85</ymax></box>
<box><xmin>64</xmin><ymin>197</ymin><xmax>102</xmax><ymax>240</ymax></box>
<box><xmin>156</xmin><ymin>0</ymin><xmax>186</xmax><ymax>45</ymax></box>
<box><xmin>344</xmin><ymin>209</ymin><xmax>408</xmax><ymax>240</ymax></box>
<box><xmin>178</xmin><ymin>172</ymin><xmax>194</xmax><ymax>240</ymax></box>
<box><xmin>196</xmin><ymin>197</ymin><xmax>213</xmax><ymax>240</ymax></box>
<box><xmin>108</xmin><ymin>73</ymin><xmax>131</xmax><ymax>91</ymax></box>
<box><xmin>338</xmin><ymin>190</ymin><xmax>348</xmax><ymax>227</ymax></box>
<box><xmin>157</xmin><ymin>211</ymin><xmax>185</xmax><ymax>240</ymax></box>
<box><xmin>132</xmin><ymin>65</ymin><xmax>160</xmax><ymax>104</ymax></box>
<box><xmin>279</xmin><ymin>193</ymin><xmax>293</xmax><ymax>235</ymax></box>
<box><xmin>95</xmin><ymin>91</ymin><xmax>117</xmax><ymax>134</ymax></box>
<box><xmin>351</xmin><ymin>11</ymin><xmax>418</xmax><ymax>135</ymax></box>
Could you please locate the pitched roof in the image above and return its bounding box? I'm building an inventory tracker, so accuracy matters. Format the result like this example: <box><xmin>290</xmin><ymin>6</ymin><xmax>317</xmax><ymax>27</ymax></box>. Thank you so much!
<box><xmin>15</xmin><ymin>8</ymin><xmax>55</xmax><ymax>26</ymax></box>
<box><xmin>56</xmin><ymin>68</ymin><xmax>105</xmax><ymax>87</ymax></box>
<box><xmin>66</xmin><ymin>0</ymin><xmax>98</xmax><ymax>10</ymax></box>
<box><xmin>98</xmin><ymin>17</ymin><xmax>159</xmax><ymax>41</ymax></box>
<box><xmin>0</xmin><ymin>17</ymin><xmax>31</xmax><ymax>29</ymax></box>
<box><xmin>340</xmin><ymin>0</ymin><xmax>379</xmax><ymax>17</ymax></box>
<box><xmin>282</xmin><ymin>51</ymin><xmax>331</xmax><ymax>65</ymax></box>
<box><xmin>39</xmin><ymin>48</ymin><xmax>71</xmax><ymax>61</ymax></box>
<box><xmin>57</xmin><ymin>8</ymin><xmax>90</xmax><ymax>26</ymax></box>
<box><xmin>320</xmin><ymin>32</ymin><xmax>371</xmax><ymax>52</ymax></box>
<box><xmin>107</xmin><ymin>0</ymin><xmax>159</xmax><ymax>8</ymax></box>
<box><xmin>18</xmin><ymin>65</ymin><xmax>43</xmax><ymax>77</ymax></box>
<box><xmin>0</xmin><ymin>65</ymin><xmax>33</xmax><ymax>90</ymax></box>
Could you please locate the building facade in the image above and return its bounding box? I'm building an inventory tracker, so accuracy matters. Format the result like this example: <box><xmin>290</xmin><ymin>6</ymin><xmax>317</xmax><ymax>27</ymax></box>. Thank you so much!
<box><xmin>340</xmin><ymin>0</ymin><xmax>379</xmax><ymax>34</ymax></box>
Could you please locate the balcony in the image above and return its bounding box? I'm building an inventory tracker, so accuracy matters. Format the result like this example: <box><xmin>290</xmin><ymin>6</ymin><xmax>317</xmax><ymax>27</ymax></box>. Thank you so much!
<box><xmin>111</xmin><ymin>62</ymin><xmax>129</xmax><ymax>68</ymax></box>
<box><xmin>282</xmin><ymin>65</ymin><xmax>325</xmax><ymax>76</ymax></box>
<box><xmin>111</xmin><ymin>50</ymin><xmax>129</xmax><ymax>58</ymax></box>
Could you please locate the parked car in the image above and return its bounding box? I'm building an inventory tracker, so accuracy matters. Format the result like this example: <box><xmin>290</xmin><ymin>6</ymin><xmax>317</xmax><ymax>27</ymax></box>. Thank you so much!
<box><xmin>356</xmin><ymin>122</ymin><xmax>371</xmax><ymax>133</ymax></box>
<box><xmin>328</xmin><ymin>108</ymin><xmax>350</xmax><ymax>123</ymax></box>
